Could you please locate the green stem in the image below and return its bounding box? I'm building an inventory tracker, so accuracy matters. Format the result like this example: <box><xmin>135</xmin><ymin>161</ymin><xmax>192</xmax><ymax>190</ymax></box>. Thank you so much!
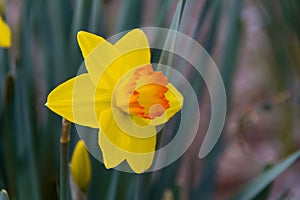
<box><xmin>60</xmin><ymin>118</ymin><xmax>71</xmax><ymax>200</ymax></box>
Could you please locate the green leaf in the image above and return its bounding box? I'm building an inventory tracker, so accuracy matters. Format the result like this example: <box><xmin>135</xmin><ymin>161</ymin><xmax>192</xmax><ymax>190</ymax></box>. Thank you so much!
<box><xmin>2</xmin><ymin>74</ymin><xmax>17</xmax><ymax>199</ymax></box>
<box><xmin>201</xmin><ymin>0</ymin><xmax>223</xmax><ymax>53</ymax></box>
<box><xmin>115</xmin><ymin>0</ymin><xmax>143</xmax><ymax>32</ymax></box>
<box><xmin>232</xmin><ymin>150</ymin><xmax>300</xmax><ymax>200</ymax></box>
<box><xmin>89</xmin><ymin>0</ymin><xmax>103</xmax><ymax>33</ymax></box>
<box><xmin>149</xmin><ymin>1</ymin><xmax>186</xmax><ymax>199</ymax></box>
<box><xmin>156</xmin><ymin>0</ymin><xmax>186</xmax><ymax>74</ymax></box>
<box><xmin>105</xmin><ymin>170</ymin><xmax>120</xmax><ymax>200</ymax></box>
<box><xmin>0</xmin><ymin>189</ymin><xmax>9</xmax><ymax>200</ymax></box>
<box><xmin>193</xmin><ymin>0</ymin><xmax>242</xmax><ymax>198</ymax></box>
<box><xmin>193</xmin><ymin>0</ymin><xmax>215</xmax><ymax>39</ymax></box>
<box><xmin>68</xmin><ymin>0</ymin><xmax>87</xmax><ymax>75</ymax></box>
<box><xmin>276</xmin><ymin>190</ymin><xmax>289</xmax><ymax>200</ymax></box>
<box><xmin>153</xmin><ymin>0</ymin><xmax>174</xmax><ymax>27</ymax></box>
<box><xmin>219</xmin><ymin>0</ymin><xmax>242</xmax><ymax>92</ymax></box>
<box><xmin>252</xmin><ymin>164</ymin><xmax>273</xmax><ymax>200</ymax></box>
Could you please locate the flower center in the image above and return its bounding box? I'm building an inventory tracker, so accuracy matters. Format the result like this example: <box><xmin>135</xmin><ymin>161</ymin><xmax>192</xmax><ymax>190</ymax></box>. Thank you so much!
<box><xmin>114</xmin><ymin>64</ymin><xmax>170</xmax><ymax>119</ymax></box>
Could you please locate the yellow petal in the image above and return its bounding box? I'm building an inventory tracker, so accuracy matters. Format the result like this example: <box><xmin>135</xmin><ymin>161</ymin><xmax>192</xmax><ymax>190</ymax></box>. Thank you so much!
<box><xmin>98</xmin><ymin>131</ymin><xmax>155</xmax><ymax>173</ymax></box>
<box><xmin>140</xmin><ymin>83</ymin><xmax>184</xmax><ymax>126</ymax></box>
<box><xmin>125</xmin><ymin>151</ymin><xmax>155</xmax><ymax>174</ymax></box>
<box><xmin>77</xmin><ymin>31</ymin><xmax>106</xmax><ymax>59</ymax></box>
<box><xmin>99</xmin><ymin>108</ymin><xmax>156</xmax><ymax>153</ymax></box>
<box><xmin>78</xmin><ymin>31</ymin><xmax>124</xmax><ymax>91</ymax></box>
<box><xmin>46</xmin><ymin>74</ymin><xmax>110</xmax><ymax>128</ymax></box>
<box><xmin>98</xmin><ymin>108</ymin><xmax>156</xmax><ymax>173</ymax></box>
<box><xmin>82</xmin><ymin>29</ymin><xmax>150</xmax><ymax>94</ymax></box>
<box><xmin>111</xmin><ymin>106</ymin><xmax>157</xmax><ymax>138</ymax></box>
<box><xmin>98</xmin><ymin>130</ymin><xmax>125</xmax><ymax>169</ymax></box>
<box><xmin>164</xmin><ymin>83</ymin><xmax>184</xmax><ymax>115</ymax></box>
<box><xmin>70</xmin><ymin>140</ymin><xmax>91</xmax><ymax>194</ymax></box>
<box><xmin>0</xmin><ymin>16</ymin><xmax>11</xmax><ymax>48</ymax></box>
<box><xmin>114</xmin><ymin>29</ymin><xmax>150</xmax><ymax>74</ymax></box>
<box><xmin>83</xmin><ymin>35</ymin><xmax>122</xmax><ymax>89</ymax></box>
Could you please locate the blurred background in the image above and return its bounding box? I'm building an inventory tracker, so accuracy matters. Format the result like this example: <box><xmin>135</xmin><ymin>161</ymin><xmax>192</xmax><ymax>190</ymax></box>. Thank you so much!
<box><xmin>0</xmin><ymin>0</ymin><xmax>300</xmax><ymax>199</ymax></box>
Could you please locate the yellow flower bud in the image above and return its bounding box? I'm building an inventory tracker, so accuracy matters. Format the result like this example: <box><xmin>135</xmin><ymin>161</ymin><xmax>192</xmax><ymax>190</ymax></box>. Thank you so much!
<box><xmin>0</xmin><ymin>15</ymin><xmax>11</xmax><ymax>48</ymax></box>
<box><xmin>70</xmin><ymin>140</ymin><xmax>91</xmax><ymax>194</ymax></box>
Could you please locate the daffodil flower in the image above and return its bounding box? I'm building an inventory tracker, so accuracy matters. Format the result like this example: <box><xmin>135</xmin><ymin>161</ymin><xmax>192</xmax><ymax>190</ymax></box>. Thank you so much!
<box><xmin>46</xmin><ymin>29</ymin><xmax>183</xmax><ymax>173</ymax></box>
<box><xmin>0</xmin><ymin>15</ymin><xmax>11</xmax><ymax>48</ymax></box>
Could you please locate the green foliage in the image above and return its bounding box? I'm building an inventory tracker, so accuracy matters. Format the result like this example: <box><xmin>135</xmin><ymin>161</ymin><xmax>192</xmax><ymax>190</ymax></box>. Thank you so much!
<box><xmin>0</xmin><ymin>0</ymin><xmax>299</xmax><ymax>199</ymax></box>
<box><xmin>232</xmin><ymin>151</ymin><xmax>300</xmax><ymax>200</ymax></box>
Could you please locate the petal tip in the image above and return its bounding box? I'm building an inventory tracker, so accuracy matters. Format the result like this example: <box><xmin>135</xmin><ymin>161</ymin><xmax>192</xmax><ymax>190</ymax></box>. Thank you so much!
<box><xmin>76</xmin><ymin>31</ymin><xmax>106</xmax><ymax>59</ymax></box>
<box><xmin>76</xmin><ymin>31</ymin><xmax>86</xmax><ymax>42</ymax></box>
<box><xmin>77</xmin><ymin>30</ymin><xmax>85</xmax><ymax>36</ymax></box>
